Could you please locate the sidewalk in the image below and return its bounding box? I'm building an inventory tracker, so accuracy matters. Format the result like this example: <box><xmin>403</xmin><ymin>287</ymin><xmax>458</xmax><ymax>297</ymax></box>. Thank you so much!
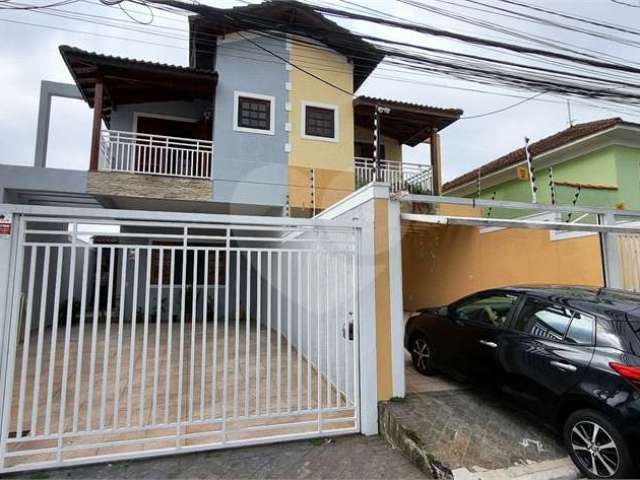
<box><xmin>5</xmin><ymin>435</ymin><xmax>425</xmax><ymax>480</ymax></box>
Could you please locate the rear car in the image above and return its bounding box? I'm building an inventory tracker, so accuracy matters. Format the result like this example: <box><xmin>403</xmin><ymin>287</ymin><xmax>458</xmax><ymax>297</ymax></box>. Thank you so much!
<box><xmin>404</xmin><ymin>286</ymin><xmax>640</xmax><ymax>479</ymax></box>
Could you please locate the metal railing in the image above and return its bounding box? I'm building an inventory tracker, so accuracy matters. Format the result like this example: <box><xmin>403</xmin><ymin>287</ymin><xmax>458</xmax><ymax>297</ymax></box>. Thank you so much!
<box><xmin>354</xmin><ymin>157</ymin><xmax>433</xmax><ymax>193</ymax></box>
<box><xmin>99</xmin><ymin>130</ymin><xmax>213</xmax><ymax>179</ymax></box>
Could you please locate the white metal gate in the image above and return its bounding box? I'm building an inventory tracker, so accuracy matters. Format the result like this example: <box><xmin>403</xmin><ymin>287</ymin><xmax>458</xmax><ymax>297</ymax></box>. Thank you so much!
<box><xmin>0</xmin><ymin>209</ymin><xmax>360</xmax><ymax>472</ymax></box>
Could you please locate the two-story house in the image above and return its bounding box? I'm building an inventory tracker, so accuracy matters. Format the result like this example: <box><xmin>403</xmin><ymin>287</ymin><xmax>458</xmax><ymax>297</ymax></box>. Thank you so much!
<box><xmin>0</xmin><ymin>0</ymin><xmax>462</xmax><ymax>217</ymax></box>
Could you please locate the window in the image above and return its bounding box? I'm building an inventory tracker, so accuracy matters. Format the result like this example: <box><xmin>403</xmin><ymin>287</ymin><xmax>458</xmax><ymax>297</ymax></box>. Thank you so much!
<box><xmin>514</xmin><ymin>299</ymin><xmax>576</xmax><ymax>343</ymax></box>
<box><xmin>233</xmin><ymin>92</ymin><xmax>275</xmax><ymax>135</ymax></box>
<box><xmin>453</xmin><ymin>292</ymin><xmax>518</xmax><ymax>328</ymax></box>
<box><xmin>565</xmin><ymin>312</ymin><xmax>595</xmax><ymax>345</ymax></box>
<box><xmin>302</xmin><ymin>102</ymin><xmax>338</xmax><ymax>141</ymax></box>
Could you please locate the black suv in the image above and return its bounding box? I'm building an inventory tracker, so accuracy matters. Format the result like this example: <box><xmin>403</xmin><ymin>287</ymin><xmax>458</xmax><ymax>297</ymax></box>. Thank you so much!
<box><xmin>404</xmin><ymin>286</ymin><xmax>640</xmax><ymax>479</ymax></box>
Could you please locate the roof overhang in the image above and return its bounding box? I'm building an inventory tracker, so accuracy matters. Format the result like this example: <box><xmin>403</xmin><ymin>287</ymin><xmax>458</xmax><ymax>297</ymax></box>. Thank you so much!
<box><xmin>60</xmin><ymin>45</ymin><xmax>218</xmax><ymax>126</ymax></box>
<box><xmin>353</xmin><ymin>96</ymin><xmax>462</xmax><ymax>146</ymax></box>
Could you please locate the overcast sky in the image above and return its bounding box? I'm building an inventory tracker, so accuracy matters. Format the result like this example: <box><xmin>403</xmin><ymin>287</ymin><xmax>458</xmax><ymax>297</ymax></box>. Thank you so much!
<box><xmin>1</xmin><ymin>0</ymin><xmax>640</xmax><ymax>182</ymax></box>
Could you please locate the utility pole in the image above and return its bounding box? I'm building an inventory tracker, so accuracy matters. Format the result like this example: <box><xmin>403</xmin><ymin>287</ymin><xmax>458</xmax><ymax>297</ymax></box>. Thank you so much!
<box><xmin>373</xmin><ymin>105</ymin><xmax>391</xmax><ymax>182</ymax></box>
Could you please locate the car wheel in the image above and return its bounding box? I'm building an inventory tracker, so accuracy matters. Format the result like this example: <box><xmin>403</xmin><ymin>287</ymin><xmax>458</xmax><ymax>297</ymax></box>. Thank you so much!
<box><xmin>563</xmin><ymin>409</ymin><xmax>636</xmax><ymax>479</ymax></box>
<box><xmin>410</xmin><ymin>334</ymin><xmax>436</xmax><ymax>375</ymax></box>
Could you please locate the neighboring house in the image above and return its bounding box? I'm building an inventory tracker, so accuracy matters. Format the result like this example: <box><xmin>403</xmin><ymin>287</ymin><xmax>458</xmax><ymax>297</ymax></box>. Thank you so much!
<box><xmin>443</xmin><ymin>117</ymin><xmax>640</xmax><ymax>216</ymax></box>
<box><xmin>0</xmin><ymin>0</ymin><xmax>461</xmax><ymax>217</ymax></box>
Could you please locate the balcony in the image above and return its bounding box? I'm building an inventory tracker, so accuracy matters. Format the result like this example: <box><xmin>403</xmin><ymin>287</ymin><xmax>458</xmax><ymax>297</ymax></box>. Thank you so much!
<box><xmin>354</xmin><ymin>157</ymin><xmax>433</xmax><ymax>194</ymax></box>
<box><xmin>99</xmin><ymin>130</ymin><xmax>213</xmax><ymax>179</ymax></box>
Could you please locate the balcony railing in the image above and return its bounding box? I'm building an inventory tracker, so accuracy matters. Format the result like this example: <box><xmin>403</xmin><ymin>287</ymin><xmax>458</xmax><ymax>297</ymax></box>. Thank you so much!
<box><xmin>99</xmin><ymin>130</ymin><xmax>213</xmax><ymax>179</ymax></box>
<box><xmin>354</xmin><ymin>157</ymin><xmax>433</xmax><ymax>193</ymax></box>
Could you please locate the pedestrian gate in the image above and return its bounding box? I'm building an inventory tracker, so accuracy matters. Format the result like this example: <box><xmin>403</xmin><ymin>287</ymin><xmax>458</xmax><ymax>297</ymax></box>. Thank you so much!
<box><xmin>0</xmin><ymin>210</ymin><xmax>361</xmax><ymax>472</ymax></box>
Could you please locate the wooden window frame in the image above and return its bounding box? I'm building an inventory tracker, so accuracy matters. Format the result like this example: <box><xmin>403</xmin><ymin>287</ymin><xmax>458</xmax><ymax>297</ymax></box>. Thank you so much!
<box><xmin>301</xmin><ymin>101</ymin><xmax>339</xmax><ymax>142</ymax></box>
<box><xmin>233</xmin><ymin>91</ymin><xmax>275</xmax><ymax>135</ymax></box>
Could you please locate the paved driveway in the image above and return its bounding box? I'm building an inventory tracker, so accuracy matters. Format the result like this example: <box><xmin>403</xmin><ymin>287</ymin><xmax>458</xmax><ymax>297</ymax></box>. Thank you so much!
<box><xmin>6</xmin><ymin>435</ymin><xmax>424</xmax><ymax>479</ymax></box>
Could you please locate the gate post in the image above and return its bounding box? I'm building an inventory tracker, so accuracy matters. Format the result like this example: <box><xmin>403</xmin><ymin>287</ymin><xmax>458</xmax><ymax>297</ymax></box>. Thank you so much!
<box><xmin>601</xmin><ymin>213</ymin><xmax>623</xmax><ymax>288</ymax></box>
<box><xmin>0</xmin><ymin>210</ymin><xmax>21</xmax><ymax>461</ymax></box>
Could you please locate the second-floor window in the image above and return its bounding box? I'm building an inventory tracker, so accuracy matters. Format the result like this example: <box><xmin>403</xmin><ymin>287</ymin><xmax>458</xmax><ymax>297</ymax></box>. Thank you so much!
<box><xmin>302</xmin><ymin>102</ymin><xmax>338</xmax><ymax>141</ymax></box>
<box><xmin>234</xmin><ymin>91</ymin><xmax>275</xmax><ymax>135</ymax></box>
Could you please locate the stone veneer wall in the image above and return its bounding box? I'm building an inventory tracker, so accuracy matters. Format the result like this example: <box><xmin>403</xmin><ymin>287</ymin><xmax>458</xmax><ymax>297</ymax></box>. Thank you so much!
<box><xmin>87</xmin><ymin>172</ymin><xmax>212</xmax><ymax>202</ymax></box>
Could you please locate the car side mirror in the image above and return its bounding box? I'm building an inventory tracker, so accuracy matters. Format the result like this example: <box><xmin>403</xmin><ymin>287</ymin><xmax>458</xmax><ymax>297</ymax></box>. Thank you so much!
<box><xmin>438</xmin><ymin>306</ymin><xmax>449</xmax><ymax>317</ymax></box>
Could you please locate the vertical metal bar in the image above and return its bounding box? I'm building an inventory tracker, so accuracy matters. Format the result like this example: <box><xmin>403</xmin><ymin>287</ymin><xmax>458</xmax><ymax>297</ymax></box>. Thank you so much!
<box><xmin>164</xmin><ymin>249</ymin><xmax>175</xmax><ymax>424</ymax></box>
<box><xmin>286</xmin><ymin>251</ymin><xmax>292</xmax><ymax>413</ymax></box>
<box><xmin>222</xmin><ymin>230</ymin><xmax>231</xmax><ymax>440</ymax></box>
<box><xmin>352</xmin><ymin>245</ymin><xmax>360</xmax><ymax>425</ymax></box>
<box><xmin>15</xmin><ymin>246</ymin><xmax>37</xmax><ymax>438</ymax></box>
<box><xmin>325</xmin><ymin>251</ymin><xmax>331</xmax><ymax>409</ymax></box>
<box><xmin>57</xmin><ymin>224</ymin><xmax>78</xmax><ymax>460</ymax></box>
<box><xmin>297</xmin><ymin>251</ymin><xmax>302</xmax><ymax>412</ymax></box>
<box><xmin>152</xmin><ymin>247</ymin><xmax>163</xmax><ymax>424</ymax></box>
<box><xmin>86</xmin><ymin>247</ymin><xmax>102</xmax><ymax>430</ymax></box>
<box><xmin>266</xmin><ymin>251</ymin><xmax>272</xmax><ymax>416</ymax></box>
<box><xmin>44</xmin><ymin>246</ymin><xmax>63</xmax><ymax>436</ymax></box>
<box><xmin>211</xmin><ymin>250</ymin><xmax>220</xmax><ymax>419</ymax></box>
<box><xmin>176</xmin><ymin>228</ymin><xmax>187</xmax><ymax>448</ymax></box>
<box><xmin>30</xmin><ymin>245</ymin><xmax>50</xmax><ymax>436</ymax></box>
<box><xmin>72</xmin><ymin>247</ymin><xmax>90</xmax><ymax>432</ymax></box>
<box><xmin>276</xmin><ymin>251</ymin><xmax>282</xmax><ymax>414</ymax></box>
<box><xmin>306</xmin><ymin>251</ymin><xmax>312</xmax><ymax>411</ymax></box>
<box><xmin>139</xmin><ymin>248</ymin><xmax>152</xmax><ymax>427</ymax></box>
<box><xmin>334</xmin><ymin>254</ymin><xmax>340</xmax><ymax>408</ymax></box>
<box><xmin>244</xmin><ymin>250</ymin><xmax>252</xmax><ymax>417</ymax></box>
<box><xmin>113</xmin><ymin>247</ymin><xmax>128</xmax><ymax>429</ymax></box>
<box><xmin>125</xmin><ymin>248</ymin><xmax>140</xmax><ymax>428</ymax></box>
<box><xmin>233</xmin><ymin>249</ymin><xmax>240</xmax><ymax>418</ymax></box>
<box><xmin>200</xmin><ymin>250</ymin><xmax>208</xmax><ymax>420</ymax></box>
<box><xmin>255</xmin><ymin>251</ymin><xmax>261</xmax><ymax>415</ymax></box>
<box><xmin>341</xmin><ymin>253</ymin><xmax>348</xmax><ymax>409</ymax></box>
<box><xmin>99</xmin><ymin>247</ymin><xmax>115</xmax><ymax>429</ymax></box>
<box><xmin>316</xmin><ymin>246</ymin><xmax>322</xmax><ymax>430</ymax></box>
<box><xmin>188</xmin><ymin>247</ymin><xmax>198</xmax><ymax>423</ymax></box>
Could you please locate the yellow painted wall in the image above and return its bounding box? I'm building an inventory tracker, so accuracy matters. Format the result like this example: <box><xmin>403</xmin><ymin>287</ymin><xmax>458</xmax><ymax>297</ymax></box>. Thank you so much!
<box><xmin>402</xmin><ymin>223</ymin><xmax>605</xmax><ymax>311</ymax></box>
<box><xmin>354</xmin><ymin>125</ymin><xmax>403</xmax><ymax>162</ymax></box>
<box><xmin>288</xmin><ymin>41</ymin><xmax>355</xmax><ymax>210</ymax></box>
<box><xmin>374</xmin><ymin>199</ymin><xmax>394</xmax><ymax>401</ymax></box>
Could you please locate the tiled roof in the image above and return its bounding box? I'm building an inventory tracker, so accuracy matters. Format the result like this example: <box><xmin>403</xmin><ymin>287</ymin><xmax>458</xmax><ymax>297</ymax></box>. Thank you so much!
<box><xmin>59</xmin><ymin>45</ymin><xmax>216</xmax><ymax>76</ymax></box>
<box><xmin>443</xmin><ymin>118</ymin><xmax>634</xmax><ymax>192</ymax></box>
<box><xmin>354</xmin><ymin>96</ymin><xmax>463</xmax><ymax>117</ymax></box>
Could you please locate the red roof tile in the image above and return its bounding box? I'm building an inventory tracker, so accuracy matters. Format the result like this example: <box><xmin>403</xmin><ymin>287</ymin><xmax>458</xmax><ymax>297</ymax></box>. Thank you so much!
<box><xmin>443</xmin><ymin>118</ymin><xmax>633</xmax><ymax>193</ymax></box>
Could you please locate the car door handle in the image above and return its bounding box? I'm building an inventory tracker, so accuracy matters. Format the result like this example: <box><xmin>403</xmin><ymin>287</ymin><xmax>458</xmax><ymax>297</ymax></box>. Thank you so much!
<box><xmin>550</xmin><ymin>361</ymin><xmax>577</xmax><ymax>372</ymax></box>
<box><xmin>479</xmin><ymin>340</ymin><xmax>498</xmax><ymax>348</ymax></box>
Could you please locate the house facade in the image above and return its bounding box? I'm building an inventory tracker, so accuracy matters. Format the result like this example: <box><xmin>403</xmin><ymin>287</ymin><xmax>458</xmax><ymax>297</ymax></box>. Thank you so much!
<box><xmin>0</xmin><ymin>1</ymin><xmax>461</xmax><ymax>217</ymax></box>
<box><xmin>443</xmin><ymin>118</ymin><xmax>640</xmax><ymax>215</ymax></box>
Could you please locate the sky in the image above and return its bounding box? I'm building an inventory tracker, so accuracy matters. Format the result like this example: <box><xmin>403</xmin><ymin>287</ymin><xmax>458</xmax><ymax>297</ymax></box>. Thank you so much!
<box><xmin>1</xmin><ymin>0</ymin><xmax>640</xmax><ymax>182</ymax></box>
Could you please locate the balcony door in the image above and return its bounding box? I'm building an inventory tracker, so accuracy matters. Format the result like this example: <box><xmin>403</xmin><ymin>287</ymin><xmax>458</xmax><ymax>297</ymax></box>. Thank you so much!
<box><xmin>134</xmin><ymin>114</ymin><xmax>211</xmax><ymax>176</ymax></box>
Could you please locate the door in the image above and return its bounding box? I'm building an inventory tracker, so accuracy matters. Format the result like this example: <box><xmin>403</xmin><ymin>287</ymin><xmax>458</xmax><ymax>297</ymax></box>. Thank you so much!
<box><xmin>448</xmin><ymin>291</ymin><xmax>520</xmax><ymax>382</ymax></box>
<box><xmin>500</xmin><ymin>296</ymin><xmax>595</xmax><ymax>414</ymax></box>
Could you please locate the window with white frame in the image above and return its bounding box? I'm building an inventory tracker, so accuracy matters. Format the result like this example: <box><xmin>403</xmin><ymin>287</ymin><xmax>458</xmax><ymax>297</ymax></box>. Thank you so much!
<box><xmin>302</xmin><ymin>102</ymin><xmax>338</xmax><ymax>141</ymax></box>
<box><xmin>233</xmin><ymin>91</ymin><xmax>275</xmax><ymax>135</ymax></box>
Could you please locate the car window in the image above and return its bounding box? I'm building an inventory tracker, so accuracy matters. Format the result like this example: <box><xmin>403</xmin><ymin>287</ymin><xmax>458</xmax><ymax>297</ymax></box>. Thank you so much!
<box><xmin>513</xmin><ymin>299</ymin><xmax>573</xmax><ymax>341</ymax></box>
<box><xmin>565</xmin><ymin>311</ymin><xmax>595</xmax><ymax>345</ymax></box>
<box><xmin>453</xmin><ymin>293</ymin><xmax>518</xmax><ymax>328</ymax></box>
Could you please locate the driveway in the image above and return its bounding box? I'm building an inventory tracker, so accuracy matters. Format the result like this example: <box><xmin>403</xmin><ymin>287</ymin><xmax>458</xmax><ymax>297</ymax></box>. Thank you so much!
<box><xmin>5</xmin><ymin>435</ymin><xmax>424</xmax><ymax>479</ymax></box>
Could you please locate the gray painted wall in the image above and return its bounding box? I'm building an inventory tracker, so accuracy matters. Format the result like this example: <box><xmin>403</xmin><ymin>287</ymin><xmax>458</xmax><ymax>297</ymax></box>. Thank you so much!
<box><xmin>109</xmin><ymin>100</ymin><xmax>211</xmax><ymax>133</ymax></box>
<box><xmin>0</xmin><ymin>165</ymin><xmax>88</xmax><ymax>203</ymax></box>
<box><xmin>212</xmin><ymin>36</ymin><xmax>289</xmax><ymax>208</ymax></box>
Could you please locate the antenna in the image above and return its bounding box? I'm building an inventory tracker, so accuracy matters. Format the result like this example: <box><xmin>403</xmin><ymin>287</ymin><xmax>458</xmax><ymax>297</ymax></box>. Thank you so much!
<box><xmin>566</xmin><ymin>99</ymin><xmax>574</xmax><ymax>127</ymax></box>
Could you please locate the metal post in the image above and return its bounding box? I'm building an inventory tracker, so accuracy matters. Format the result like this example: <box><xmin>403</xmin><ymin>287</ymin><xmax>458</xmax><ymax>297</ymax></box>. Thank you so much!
<box><xmin>373</xmin><ymin>105</ymin><xmax>391</xmax><ymax>182</ymax></box>
<box><xmin>601</xmin><ymin>213</ymin><xmax>623</xmax><ymax>288</ymax></box>
<box><xmin>524</xmin><ymin>137</ymin><xmax>537</xmax><ymax>203</ymax></box>
<box><xmin>549</xmin><ymin>167</ymin><xmax>557</xmax><ymax>206</ymax></box>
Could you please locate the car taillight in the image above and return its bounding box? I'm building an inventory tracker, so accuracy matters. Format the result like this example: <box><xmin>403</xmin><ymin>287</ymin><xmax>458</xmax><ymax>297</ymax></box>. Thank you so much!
<box><xmin>610</xmin><ymin>362</ymin><xmax>640</xmax><ymax>390</ymax></box>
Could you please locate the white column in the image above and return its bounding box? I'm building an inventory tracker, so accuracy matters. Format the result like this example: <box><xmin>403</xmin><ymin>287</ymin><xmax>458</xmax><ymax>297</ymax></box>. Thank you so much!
<box><xmin>601</xmin><ymin>213</ymin><xmax>623</xmax><ymax>288</ymax></box>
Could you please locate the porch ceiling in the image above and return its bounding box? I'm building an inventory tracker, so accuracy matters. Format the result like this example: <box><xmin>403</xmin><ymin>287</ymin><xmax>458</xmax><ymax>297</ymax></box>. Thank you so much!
<box><xmin>353</xmin><ymin>96</ymin><xmax>462</xmax><ymax>147</ymax></box>
<box><xmin>60</xmin><ymin>45</ymin><xmax>218</xmax><ymax>126</ymax></box>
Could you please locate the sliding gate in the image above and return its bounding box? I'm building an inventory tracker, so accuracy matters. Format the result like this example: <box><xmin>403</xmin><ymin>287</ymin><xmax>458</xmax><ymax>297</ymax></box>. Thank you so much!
<box><xmin>0</xmin><ymin>209</ymin><xmax>361</xmax><ymax>472</ymax></box>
